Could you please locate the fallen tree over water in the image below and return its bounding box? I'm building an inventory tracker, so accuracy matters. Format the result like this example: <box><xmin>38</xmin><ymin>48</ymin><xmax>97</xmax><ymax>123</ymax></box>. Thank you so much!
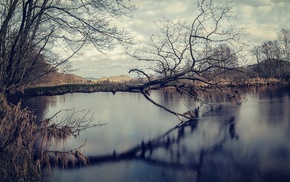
<box><xmin>10</xmin><ymin>76</ymin><xmax>289</xmax><ymax>121</ymax></box>
<box><xmin>12</xmin><ymin>83</ymin><xmax>140</xmax><ymax>100</ymax></box>
<box><xmin>13</xmin><ymin>77</ymin><xmax>290</xmax><ymax>100</ymax></box>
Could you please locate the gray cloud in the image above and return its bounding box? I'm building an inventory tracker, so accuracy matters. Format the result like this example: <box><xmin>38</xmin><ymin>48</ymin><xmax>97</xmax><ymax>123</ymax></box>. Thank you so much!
<box><xmin>69</xmin><ymin>0</ymin><xmax>290</xmax><ymax>78</ymax></box>
<box><xmin>271</xmin><ymin>0</ymin><xmax>290</xmax><ymax>2</ymax></box>
<box><xmin>237</xmin><ymin>0</ymin><xmax>271</xmax><ymax>7</ymax></box>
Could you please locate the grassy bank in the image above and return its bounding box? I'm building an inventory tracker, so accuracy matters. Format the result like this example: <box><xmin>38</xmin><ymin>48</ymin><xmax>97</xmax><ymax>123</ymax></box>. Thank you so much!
<box><xmin>10</xmin><ymin>77</ymin><xmax>290</xmax><ymax>102</ymax></box>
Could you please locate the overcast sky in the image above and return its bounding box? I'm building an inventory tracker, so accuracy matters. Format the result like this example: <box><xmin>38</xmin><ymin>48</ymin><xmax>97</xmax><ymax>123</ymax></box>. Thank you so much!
<box><xmin>68</xmin><ymin>0</ymin><xmax>290</xmax><ymax>78</ymax></box>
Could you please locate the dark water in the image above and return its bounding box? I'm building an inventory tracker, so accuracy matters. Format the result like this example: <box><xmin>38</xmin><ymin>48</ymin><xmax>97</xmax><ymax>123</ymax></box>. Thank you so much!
<box><xmin>26</xmin><ymin>85</ymin><xmax>290</xmax><ymax>182</ymax></box>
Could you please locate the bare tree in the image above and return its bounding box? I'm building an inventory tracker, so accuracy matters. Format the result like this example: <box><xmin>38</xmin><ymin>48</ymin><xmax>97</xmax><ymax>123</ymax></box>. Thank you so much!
<box><xmin>0</xmin><ymin>0</ymin><xmax>135</xmax><ymax>95</ymax></box>
<box><xmin>251</xmin><ymin>45</ymin><xmax>262</xmax><ymax>64</ymax></box>
<box><xmin>128</xmin><ymin>0</ymin><xmax>245</xmax><ymax>121</ymax></box>
<box><xmin>261</xmin><ymin>40</ymin><xmax>281</xmax><ymax>60</ymax></box>
<box><xmin>0</xmin><ymin>1</ymin><xmax>135</xmax><ymax>180</ymax></box>
<box><xmin>277</xmin><ymin>28</ymin><xmax>290</xmax><ymax>62</ymax></box>
<box><xmin>250</xmin><ymin>28</ymin><xmax>290</xmax><ymax>78</ymax></box>
<box><xmin>198</xmin><ymin>43</ymin><xmax>239</xmax><ymax>78</ymax></box>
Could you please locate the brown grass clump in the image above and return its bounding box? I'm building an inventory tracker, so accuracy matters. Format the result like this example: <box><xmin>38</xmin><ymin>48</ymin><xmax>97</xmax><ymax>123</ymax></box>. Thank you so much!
<box><xmin>0</xmin><ymin>94</ymin><xmax>41</xmax><ymax>180</ymax></box>
<box><xmin>0</xmin><ymin>93</ymin><xmax>98</xmax><ymax>180</ymax></box>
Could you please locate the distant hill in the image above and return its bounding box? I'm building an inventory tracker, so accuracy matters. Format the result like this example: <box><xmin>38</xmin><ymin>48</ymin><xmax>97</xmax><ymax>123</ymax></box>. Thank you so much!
<box><xmin>84</xmin><ymin>77</ymin><xmax>97</xmax><ymax>81</ymax></box>
<box><xmin>93</xmin><ymin>75</ymin><xmax>133</xmax><ymax>83</ymax></box>
<box><xmin>27</xmin><ymin>72</ymin><xmax>89</xmax><ymax>87</ymax></box>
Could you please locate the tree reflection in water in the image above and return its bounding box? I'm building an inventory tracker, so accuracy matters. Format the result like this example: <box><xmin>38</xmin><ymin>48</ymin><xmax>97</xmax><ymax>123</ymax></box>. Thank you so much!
<box><xmin>32</xmin><ymin>85</ymin><xmax>290</xmax><ymax>181</ymax></box>
<box><xmin>49</xmin><ymin>104</ymin><xmax>243</xmax><ymax>181</ymax></box>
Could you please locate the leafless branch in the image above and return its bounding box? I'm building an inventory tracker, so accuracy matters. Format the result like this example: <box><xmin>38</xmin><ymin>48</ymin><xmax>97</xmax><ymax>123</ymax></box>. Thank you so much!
<box><xmin>127</xmin><ymin>0</ymin><xmax>245</xmax><ymax>121</ymax></box>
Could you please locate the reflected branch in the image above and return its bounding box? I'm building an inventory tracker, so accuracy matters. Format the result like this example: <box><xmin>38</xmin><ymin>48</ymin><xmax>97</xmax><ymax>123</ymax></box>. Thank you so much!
<box><xmin>50</xmin><ymin>110</ymin><xmax>238</xmax><ymax>173</ymax></box>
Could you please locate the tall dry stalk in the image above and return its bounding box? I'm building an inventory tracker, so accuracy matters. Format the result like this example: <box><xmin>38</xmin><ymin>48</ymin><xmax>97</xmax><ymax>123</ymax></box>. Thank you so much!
<box><xmin>0</xmin><ymin>93</ymin><xmax>97</xmax><ymax>180</ymax></box>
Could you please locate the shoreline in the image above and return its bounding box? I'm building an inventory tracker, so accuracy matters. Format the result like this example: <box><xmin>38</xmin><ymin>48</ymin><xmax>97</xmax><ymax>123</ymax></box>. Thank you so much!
<box><xmin>10</xmin><ymin>78</ymin><xmax>290</xmax><ymax>103</ymax></box>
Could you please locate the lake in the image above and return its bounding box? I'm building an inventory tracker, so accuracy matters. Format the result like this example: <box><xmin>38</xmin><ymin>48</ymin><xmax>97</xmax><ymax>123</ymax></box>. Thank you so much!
<box><xmin>26</xmin><ymin>85</ymin><xmax>290</xmax><ymax>182</ymax></box>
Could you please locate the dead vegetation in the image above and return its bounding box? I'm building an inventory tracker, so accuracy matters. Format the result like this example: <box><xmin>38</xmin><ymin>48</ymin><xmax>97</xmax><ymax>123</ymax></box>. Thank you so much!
<box><xmin>0</xmin><ymin>93</ymin><xmax>100</xmax><ymax>181</ymax></box>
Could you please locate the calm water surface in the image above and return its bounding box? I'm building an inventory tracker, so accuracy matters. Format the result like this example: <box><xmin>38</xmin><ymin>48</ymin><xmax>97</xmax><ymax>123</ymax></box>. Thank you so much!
<box><xmin>27</xmin><ymin>85</ymin><xmax>290</xmax><ymax>182</ymax></box>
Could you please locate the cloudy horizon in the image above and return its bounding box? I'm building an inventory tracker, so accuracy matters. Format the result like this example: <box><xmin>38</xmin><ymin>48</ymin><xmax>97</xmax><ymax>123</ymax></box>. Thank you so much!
<box><xmin>67</xmin><ymin>0</ymin><xmax>290</xmax><ymax>79</ymax></box>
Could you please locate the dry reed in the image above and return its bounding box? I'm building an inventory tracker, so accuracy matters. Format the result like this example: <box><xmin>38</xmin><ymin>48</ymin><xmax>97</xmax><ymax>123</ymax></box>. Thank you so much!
<box><xmin>0</xmin><ymin>93</ymin><xmax>98</xmax><ymax>180</ymax></box>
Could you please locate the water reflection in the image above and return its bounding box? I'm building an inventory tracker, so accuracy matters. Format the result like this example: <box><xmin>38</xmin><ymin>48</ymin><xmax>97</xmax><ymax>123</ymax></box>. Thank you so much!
<box><xmin>24</xmin><ymin>85</ymin><xmax>290</xmax><ymax>182</ymax></box>
<box><xmin>22</xmin><ymin>95</ymin><xmax>59</xmax><ymax>122</ymax></box>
